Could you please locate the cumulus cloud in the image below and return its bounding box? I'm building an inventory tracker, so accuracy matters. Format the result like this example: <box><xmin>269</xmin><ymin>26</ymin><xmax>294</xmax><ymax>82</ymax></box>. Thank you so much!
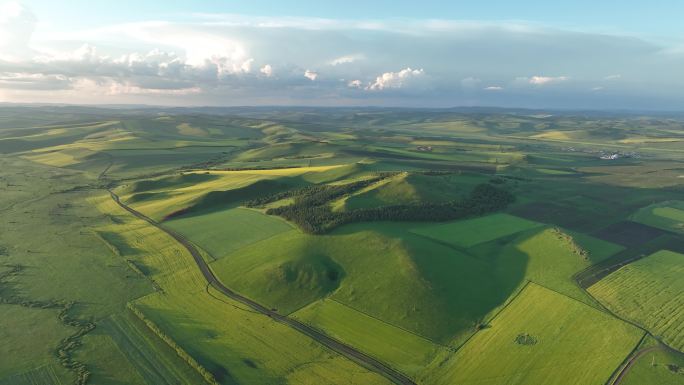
<box><xmin>347</xmin><ymin>79</ymin><xmax>362</xmax><ymax>88</ymax></box>
<box><xmin>367</xmin><ymin>67</ymin><xmax>424</xmax><ymax>90</ymax></box>
<box><xmin>304</xmin><ymin>69</ymin><xmax>318</xmax><ymax>81</ymax></box>
<box><xmin>260</xmin><ymin>64</ymin><xmax>273</xmax><ymax>77</ymax></box>
<box><xmin>528</xmin><ymin>75</ymin><xmax>569</xmax><ymax>85</ymax></box>
<box><xmin>2</xmin><ymin>10</ymin><xmax>684</xmax><ymax>108</ymax></box>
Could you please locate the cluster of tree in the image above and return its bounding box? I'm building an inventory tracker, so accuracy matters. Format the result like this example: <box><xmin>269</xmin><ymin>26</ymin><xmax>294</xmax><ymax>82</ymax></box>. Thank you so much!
<box><xmin>128</xmin><ymin>304</ymin><xmax>220</xmax><ymax>385</ymax></box>
<box><xmin>551</xmin><ymin>227</ymin><xmax>589</xmax><ymax>261</ymax></box>
<box><xmin>266</xmin><ymin>182</ymin><xmax>515</xmax><ymax>234</ymax></box>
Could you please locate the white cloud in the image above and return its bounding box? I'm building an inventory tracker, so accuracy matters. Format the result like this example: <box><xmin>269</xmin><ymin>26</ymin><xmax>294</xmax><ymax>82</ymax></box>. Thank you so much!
<box><xmin>461</xmin><ymin>77</ymin><xmax>481</xmax><ymax>88</ymax></box>
<box><xmin>304</xmin><ymin>69</ymin><xmax>318</xmax><ymax>81</ymax></box>
<box><xmin>604</xmin><ymin>74</ymin><xmax>621</xmax><ymax>80</ymax></box>
<box><xmin>260</xmin><ymin>64</ymin><xmax>273</xmax><ymax>77</ymax></box>
<box><xmin>329</xmin><ymin>54</ymin><xmax>363</xmax><ymax>66</ymax></box>
<box><xmin>0</xmin><ymin>72</ymin><xmax>70</xmax><ymax>90</ymax></box>
<box><xmin>592</xmin><ymin>86</ymin><xmax>605</xmax><ymax>91</ymax></box>
<box><xmin>528</xmin><ymin>75</ymin><xmax>569</xmax><ymax>85</ymax></box>
<box><xmin>484</xmin><ymin>86</ymin><xmax>503</xmax><ymax>91</ymax></box>
<box><xmin>367</xmin><ymin>67</ymin><xmax>424</xmax><ymax>90</ymax></box>
<box><xmin>347</xmin><ymin>79</ymin><xmax>362</xmax><ymax>88</ymax></box>
<box><xmin>0</xmin><ymin>1</ymin><xmax>36</xmax><ymax>60</ymax></box>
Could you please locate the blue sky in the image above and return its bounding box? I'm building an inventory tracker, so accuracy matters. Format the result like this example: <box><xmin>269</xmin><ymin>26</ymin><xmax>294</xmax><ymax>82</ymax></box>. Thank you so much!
<box><xmin>1</xmin><ymin>1</ymin><xmax>684</xmax><ymax>109</ymax></box>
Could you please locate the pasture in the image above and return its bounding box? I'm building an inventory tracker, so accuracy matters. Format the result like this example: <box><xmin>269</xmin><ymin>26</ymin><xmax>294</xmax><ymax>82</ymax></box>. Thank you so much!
<box><xmin>588</xmin><ymin>250</ymin><xmax>684</xmax><ymax>350</ymax></box>
<box><xmin>165</xmin><ymin>208</ymin><xmax>293</xmax><ymax>260</ymax></box>
<box><xmin>632</xmin><ymin>201</ymin><xmax>684</xmax><ymax>235</ymax></box>
<box><xmin>293</xmin><ymin>299</ymin><xmax>442</xmax><ymax>378</ymax></box>
<box><xmin>410</xmin><ymin>213</ymin><xmax>542</xmax><ymax>249</ymax></box>
<box><xmin>421</xmin><ymin>283</ymin><xmax>643</xmax><ymax>385</ymax></box>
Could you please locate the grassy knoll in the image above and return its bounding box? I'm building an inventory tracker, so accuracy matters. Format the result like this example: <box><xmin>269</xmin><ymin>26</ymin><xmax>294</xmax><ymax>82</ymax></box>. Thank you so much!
<box><xmin>292</xmin><ymin>298</ymin><xmax>443</xmax><ymax>378</ymax></box>
<box><xmin>410</xmin><ymin>213</ymin><xmax>542</xmax><ymax>249</ymax></box>
<box><xmin>165</xmin><ymin>208</ymin><xmax>293</xmax><ymax>260</ymax></box>
<box><xmin>620</xmin><ymin>336</ymin><xmax>684</xmax><ymax>385</ymax></box>
<box><xmin>212</xmin><ymin>223</ymin><xmax>518</xmax><ymax>344</ymax></box>
<box><xmin>422</xmin><ymin>283</ymin><xmax>644</xmax><ymax>385</ymax></box>
<box><xmin>632</xmin><ymin>201</ymin><xmax>684</xmax><ymax>234</ymax></box>
<box><xmin>94</xmin><ymin>193</ymin><xmax>393</xmax><ymax>385</ymax></box>
<box><xmin>589</xmin><ymin>250</ymin><xmax>684</xmax><ymax>350</ymax></box>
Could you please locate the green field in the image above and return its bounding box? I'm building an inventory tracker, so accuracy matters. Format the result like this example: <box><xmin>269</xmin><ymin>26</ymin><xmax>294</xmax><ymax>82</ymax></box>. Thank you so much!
<box><xmin>3</xmin><ymin>106</ymin><xmax>684</xmax><ymax>384</ymax></box>
<box><xmin>165</xmin><ymin>207</ymin><xmax>293</xmax><ymax>260</ymax></box>
<box><xmin>620</xmin><ymin>337</ymin><xmax>684</xmax><ymax>385</ymax></box>
<box><xmin>293</xmin><ymin>299</ymin><xmax>442</xmax><ymax>378</ymax></box>
<box><xmin>410</xmin><ymin>213</ymin><xmax>543</xmax><ymax>248</ymax></box>
<box><xmin>422</xmin><ymin>283</ymin><xmax>644</xmax><ymax>385</ymax></box>
<box><xmin>632</xmin><ymin>201</ymin><xmax>684</xmax><ymax>234</ymax></box>
<box><xmin>589</xmin><ymin>250</ymin><xmax>684</xmax><ymax>350</ymax></box>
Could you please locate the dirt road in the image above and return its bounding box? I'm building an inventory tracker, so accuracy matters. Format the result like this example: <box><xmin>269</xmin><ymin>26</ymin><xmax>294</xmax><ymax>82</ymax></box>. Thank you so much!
<box><xmin>611</xmin><ymin>346</ymin><xmax>660</xmax><ymax>385</ymax></box>
<box><xmin>108</xmin><ymin>190</ymin><xmax>416</xmax><ymax>385</ymax></box>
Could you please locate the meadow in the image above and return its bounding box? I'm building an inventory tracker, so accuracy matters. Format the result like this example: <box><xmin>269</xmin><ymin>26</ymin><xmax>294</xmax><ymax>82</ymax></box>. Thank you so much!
<box><xmin>2</xmin><ymin>106</ymin><xmax>684</xmax><ymax>385</ymax></box>
<box><xmin>421</xmin><ymin>283</ymin><xmax>644</xmax><ymax>385</ymax></box>
<box><xmin>632</xmin><ymin>201</ymin><xmax>684</xmax><ymax>234</ymax></box>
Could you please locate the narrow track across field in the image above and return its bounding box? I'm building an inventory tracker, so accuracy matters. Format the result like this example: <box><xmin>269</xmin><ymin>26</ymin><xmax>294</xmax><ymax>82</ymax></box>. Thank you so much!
<box><xmin>108</xmin><ymin>189</ymin><xmax>416</xmax><ymax>385</ymax></box>
<box><xmin>611</xmin><ymin>346</ymin><xmax>660</xmax><ymax>385</ymax></box>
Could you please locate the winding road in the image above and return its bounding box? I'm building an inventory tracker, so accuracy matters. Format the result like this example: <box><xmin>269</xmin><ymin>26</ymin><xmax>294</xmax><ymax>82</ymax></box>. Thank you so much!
<box><xmin>108</xmin><ymin>189</ymin><xmax>416</xmax><ymax>385</ymax></box>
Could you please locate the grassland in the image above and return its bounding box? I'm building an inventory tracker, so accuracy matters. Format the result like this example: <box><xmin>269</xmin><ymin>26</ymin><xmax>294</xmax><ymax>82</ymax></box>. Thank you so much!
<box><xmin>292</xmin><ymin>299</ymin><xmax>443</xmax><ymax>378</ymax></box>
<box><xmin>93</xmin><ymin>193</ymin><xmax>393</xmax><ymax>385</ymax></box>
<box><xmin>3</xmin><ymin>106</ymin><xmax>684</xmax><ymax>385</ymax></box>
<box><xmin>620</xmin><ymin>336</ymin><xmax>684</xmax><ymax>385</ymax></box>
<box><xmin>211</xmin><ymin>224</ymin><xmax>511</xmax><ymax>344</ymax></box>
<box><xmin>165</xmin><ymin>208</ymin><xmax>293</xmax><ymax>260</ymax></box>
<box><xmin>410</xmin><ymin>213</ymin><xmax>542</xmax><ymax>248</ymax></box>
<box><xmin>421</xmin><ymin>283</ymin><xmax>644</xmax><ymax>385</ymax></box>
<box><xmin>589</xmin><ymin>250</ymin><xmax>684</xmax><ymax>351</ymax></box>
<box><xmin>632</xmin><ymin>201</ymin><xmax>684</xmax><ymax>234</ymax></box>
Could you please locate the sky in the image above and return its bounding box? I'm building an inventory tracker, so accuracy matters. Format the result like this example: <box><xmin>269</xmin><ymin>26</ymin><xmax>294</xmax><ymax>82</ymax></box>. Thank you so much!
<box><xmin>1</xmin><ymin>1</ymin><xmax>684</xmax><ymax>109</ymax></box>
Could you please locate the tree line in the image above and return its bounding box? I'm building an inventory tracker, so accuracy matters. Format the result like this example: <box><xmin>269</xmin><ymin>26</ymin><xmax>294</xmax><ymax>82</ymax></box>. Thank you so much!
<box><xmin>258</xmin><ymin>179</ymin><xmax>515</xmax><ymax>234</ymax></box>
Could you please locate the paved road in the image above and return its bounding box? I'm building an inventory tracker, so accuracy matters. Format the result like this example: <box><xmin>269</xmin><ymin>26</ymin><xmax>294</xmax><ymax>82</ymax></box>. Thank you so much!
<box><xmin>109</xmin><ymin>190</ymin><xmax>416</xmax><ymax>385</ymax></box>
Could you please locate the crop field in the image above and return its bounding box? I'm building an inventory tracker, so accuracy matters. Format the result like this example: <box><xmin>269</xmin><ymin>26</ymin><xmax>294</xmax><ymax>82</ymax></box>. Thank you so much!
<box><xmin>3</xmin><ymin>106</ymin><xmax>684</xmax><ymax>385</ymax></box>
<box><xmin>292</xmin><ymin>299</ymin><xmax>443</xmax><ymax>378</ymax></box>
<box><xmin>588</xmin><ymin>250</ymin><xmax>684</xmax><ymax>350</ymax></box>
<box><xmin>165</xmin><ymin>208</ymin><xmax>294</xmax><ymax>260</ymax></box>
<box><xmin>410</xmin><ymin>213</ymin><xmax>543</xmax><ymax>249</ymax></box>
<box><xmin>632</xmin><ymin>201</ymin><xmax>684</xmax><ymax>234</ymax></box>
<box><xmin>421</xmin><ymin>283</ymin><xmax>644</xmax><ymax>385</ymax></box>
